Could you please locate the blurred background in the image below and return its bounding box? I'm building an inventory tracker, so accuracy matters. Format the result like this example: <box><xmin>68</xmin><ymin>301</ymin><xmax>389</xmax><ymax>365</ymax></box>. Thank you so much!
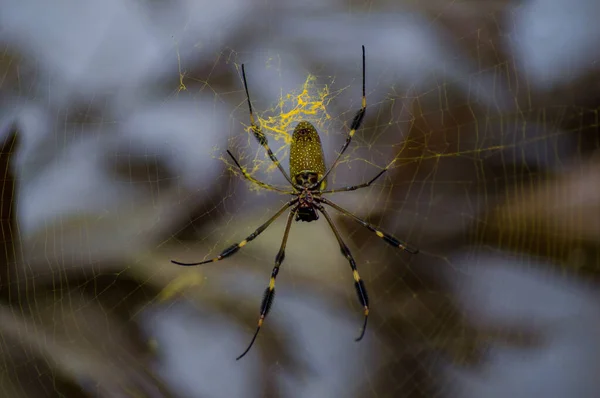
<box><xmin>1</xmin><ymin>0</ymin><xmax>600</xmax><ymax>397</ymax></box>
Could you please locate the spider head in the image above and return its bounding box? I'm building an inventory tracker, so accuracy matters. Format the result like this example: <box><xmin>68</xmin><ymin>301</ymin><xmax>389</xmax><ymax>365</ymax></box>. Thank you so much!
<box><xmin>296</xmin><ymin>203</ymin><xmax>319</xmax><ymax>222</ymax></box>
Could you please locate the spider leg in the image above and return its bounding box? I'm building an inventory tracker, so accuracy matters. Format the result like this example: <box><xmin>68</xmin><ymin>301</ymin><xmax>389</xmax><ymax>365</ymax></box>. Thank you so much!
<box><xmin>241</xmin><ymin>65</ymin><xmax>301</xmax><ymax>190</ymax></box>
<box><xmin>316</xmin><ymin>204</ymin><xmax>369</xmax><ymax>341</ymax></box>
<box><xmin>237</xmin><ymin>206</ymin><xmax>298</xmax><ymax>360</ymax></box>
<box><xmin>317</xmin><ymin>197</ymin><xmax>419</xmax><ymax>254</ymax></box>
<box><xmin>312</xmin><ymin>45</ymin><xmax>366</xmax><ymax>189</ymax></box>
<box><xmin>319</xmin><ymin>165</ymin><xmax>388</xmax><ymax>194</ymax></box>
<box><xmin>227</xmin><ymin>150</ymin><xmax>295</xmax><ymax>194</ymax></box>
<box><xmin>171</xmin><ymin>199</ymin><xmax>298</xmax><ymax>266</ymax></box>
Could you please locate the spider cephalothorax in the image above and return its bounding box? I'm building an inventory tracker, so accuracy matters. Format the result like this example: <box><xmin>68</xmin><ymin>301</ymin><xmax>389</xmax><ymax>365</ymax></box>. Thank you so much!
<box><xmin>296</xmin><ymin>188</ymin><xmax>319</xmax><ymax>222</ymax></box>
<box><xmin>172</xmin><ymin>46</ymin><xmax>419</xmax><ymax>360</ymax></box>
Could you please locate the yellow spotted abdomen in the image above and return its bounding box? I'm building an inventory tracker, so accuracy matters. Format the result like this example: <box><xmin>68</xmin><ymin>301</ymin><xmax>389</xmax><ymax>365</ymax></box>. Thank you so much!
<box><xmin>289</xmin><ymin>121</ymin><xmax>327</xmax><ymax>188</ymax></box>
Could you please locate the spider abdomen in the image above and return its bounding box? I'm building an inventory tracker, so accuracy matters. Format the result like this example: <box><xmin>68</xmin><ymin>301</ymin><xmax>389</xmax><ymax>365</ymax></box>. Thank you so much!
<box><xmin>289</xmin><ymin>121</ymin><xmax>327</xmax><ymax>189</ymax></box>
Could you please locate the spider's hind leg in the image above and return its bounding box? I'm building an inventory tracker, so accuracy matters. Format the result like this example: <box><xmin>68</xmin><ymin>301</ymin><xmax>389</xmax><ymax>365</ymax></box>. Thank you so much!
<box><xmin>312</xmin><ymin>45</ymin><xmax>367</xmax><ymax>189</ymax></box>
<box><xmin>241</xmin><ymin>64</ymin><xmax>300</xmax><ymax>189</ymax></box>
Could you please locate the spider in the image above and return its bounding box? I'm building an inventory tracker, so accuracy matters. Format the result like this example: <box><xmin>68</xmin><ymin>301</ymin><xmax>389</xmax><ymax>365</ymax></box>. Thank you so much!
<box><xmin>172</xmin><ymin>46</ymin><xmax>419</xmax><ymax>360</ymax></box>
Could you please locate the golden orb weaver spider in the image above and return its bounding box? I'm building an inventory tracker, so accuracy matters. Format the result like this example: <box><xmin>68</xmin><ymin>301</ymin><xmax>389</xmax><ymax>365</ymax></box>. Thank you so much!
<box><xmin>171</xmin><ymin>46</ymin><xmax>418</xmax><ymax>360</ymax></box>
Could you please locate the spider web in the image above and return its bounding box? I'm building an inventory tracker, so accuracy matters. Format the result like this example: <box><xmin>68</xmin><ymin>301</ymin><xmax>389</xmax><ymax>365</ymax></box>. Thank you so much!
<box><xmin>1</xmin><ymin>1</ymin><xmax>600</xmax><ymax>398</ymax></box>
<box><xmin>161</xmin><ymin>40</ymin><xmax>600</xmax><ymax>398</ymax></box>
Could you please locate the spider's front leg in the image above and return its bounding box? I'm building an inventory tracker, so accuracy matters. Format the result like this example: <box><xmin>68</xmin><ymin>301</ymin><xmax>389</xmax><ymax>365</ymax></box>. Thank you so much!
<box><xmin>171</xmin><ymin>199</ymin><xmax>298</xmax><ymax>266</ymax></box>
<box><xmin>319</xmin><ymin>197</ymin><xmax>419</xmax><ymax>254</ymax></box>
<box><xmin>316</xmin><ymin>204</ymin><xmax>370</xmax><ymax>341</ymax></box>
<box><xmin>236</xmin><ymin>207</ymin><xmax>298</xmax><ymax>360</ymax></box>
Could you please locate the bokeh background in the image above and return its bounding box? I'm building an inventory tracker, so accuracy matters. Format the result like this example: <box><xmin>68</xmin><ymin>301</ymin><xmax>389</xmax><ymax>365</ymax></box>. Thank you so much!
<box><xmin>2</xmin><ymin>0</ymin><xmax>600</xmax><ymax>397</ymax></box>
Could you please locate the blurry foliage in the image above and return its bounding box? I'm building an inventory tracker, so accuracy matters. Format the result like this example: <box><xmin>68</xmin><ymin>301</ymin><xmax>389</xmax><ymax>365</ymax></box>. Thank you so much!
<box><xmin>1</xmin><ymin>0</ymin><xmax>600</xmax><ymax>397</ymax></box>
<box><xmin>328</xmin><ymin>2</ymin><xmax>600</xmax><ymax>396</ymax></box>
